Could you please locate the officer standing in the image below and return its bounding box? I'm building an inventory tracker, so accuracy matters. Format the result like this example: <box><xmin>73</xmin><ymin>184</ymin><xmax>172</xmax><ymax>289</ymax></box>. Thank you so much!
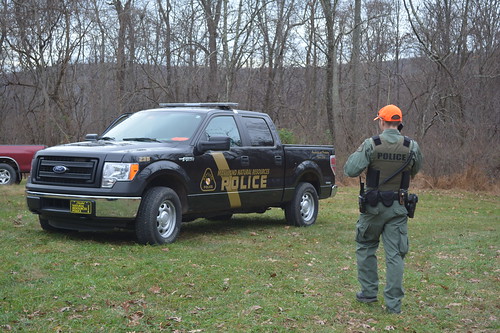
<box><xmin>344</xmin><ymin>105</ymin><xmax>423</xmax><ymax>314</ymax></box>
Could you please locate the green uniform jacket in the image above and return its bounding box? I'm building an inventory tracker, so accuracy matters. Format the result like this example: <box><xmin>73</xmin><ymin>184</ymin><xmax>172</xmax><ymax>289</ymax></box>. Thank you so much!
<box><xmin>344</xmin><ymin>129</ymin><xmax>423</xmax><ymax>184</ymax></box>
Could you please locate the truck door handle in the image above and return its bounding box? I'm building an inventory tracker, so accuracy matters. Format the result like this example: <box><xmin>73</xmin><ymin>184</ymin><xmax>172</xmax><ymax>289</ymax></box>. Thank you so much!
<box><xmin>241</xmin><ymin>156</ymin><xmax>250</xmax><ymax>167</ymax></box>
<box><xmin>274</xmin><ymin>155</ymin><xmax>283</xmax><ymax>166</ymax></box>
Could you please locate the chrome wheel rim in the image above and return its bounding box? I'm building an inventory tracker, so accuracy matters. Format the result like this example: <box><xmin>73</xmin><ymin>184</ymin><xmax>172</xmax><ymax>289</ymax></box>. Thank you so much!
<box><xmin>300</xmin><ymin>191</ymin><xmax>315</xmax><ymax>222</ymax></box>
<box><xmin>156</xmin><ymin>199</ymin><xmax>176</xmax><ymax>238</ymax></box>
<box><xmin>0</xmin><ymin>170</ymin><xmax>11</xmax><ymax>184</ymax></box>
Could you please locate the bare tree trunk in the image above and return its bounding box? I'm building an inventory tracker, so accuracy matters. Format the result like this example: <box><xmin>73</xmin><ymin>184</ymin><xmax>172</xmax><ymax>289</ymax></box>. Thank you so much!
<box><xmin>112</xmin><ymin>0</ymin><xmax>131</xmax><ymax>114</ymax></box>
<box><xmin>257</xmin><ymin>0</ymin><xmax>297</xmax><ymax>125</ymax></box>
<box><xmin>157</xmin><ymin>0</ymin><xmax>174</xmax><ymax>101</ymax></box>
<box><xmin>303</xmin><ymin>0</ymin><xmax>321</xmax><ymax>132</ymax></box>
<box><xmin>349</xmin><ymin>0</ymin><xmax>361</xmax><ymax>123</ymax></box>
<box><xmin>394</xmin><ymin>0</ymin><xmax>401</xmax><ymax>104</ymax></box>
<box><xmin>199</xmin><ymin>0</ymin><xmax>223</xmax><ymax>101</ymax></box>
<box><xmin>221</xmin><ymin>0</ymin><xmax>259</xmax><ymax>102</ymax></box>
<box><xmin>319</xmin><ymin>0</ymin><xmax>341</xmax><ymax>144</ymax></box>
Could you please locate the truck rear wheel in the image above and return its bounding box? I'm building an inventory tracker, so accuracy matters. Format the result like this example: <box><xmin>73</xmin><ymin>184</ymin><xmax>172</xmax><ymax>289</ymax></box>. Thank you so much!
<box><xmin>135</xmin><ymin>187</ymin><xmax>182</xmax><ymax>245</ymax></box>
<box><xmin>285</xmin><ymin>182</ymin><xmax>319</xmax><ymax>227</ymax></box>
<box><xmin>0</xmin><ymin>163</ymin><xmax>16</xmax><ymax>185</ymax></box>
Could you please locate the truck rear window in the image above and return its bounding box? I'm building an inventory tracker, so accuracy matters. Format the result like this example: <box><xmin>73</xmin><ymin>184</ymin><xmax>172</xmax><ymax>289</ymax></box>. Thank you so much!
<box><xmin>242</xmin><ymin>117</ymin><xmax>274</xmax><ymax>147</ymax></box>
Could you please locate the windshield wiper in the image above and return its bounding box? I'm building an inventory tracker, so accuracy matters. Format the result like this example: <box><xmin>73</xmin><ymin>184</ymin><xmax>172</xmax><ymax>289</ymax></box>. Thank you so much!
<box><xmin>123</xmin><ymin>137</ymin><xmax>160</xmax><ymax>142</ymax></box>
<box><xmin>99</xmin><ymin>136</ymin><xmax>115</xmax><ymax>141</ymax></box>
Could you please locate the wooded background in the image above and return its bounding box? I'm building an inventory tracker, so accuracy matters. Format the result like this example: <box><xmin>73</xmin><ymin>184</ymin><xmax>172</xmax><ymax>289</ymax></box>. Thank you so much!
<box><xmin>0</xmin><ymin>0</ymin><xmax>498</xmax><ymax>184</ymax></box>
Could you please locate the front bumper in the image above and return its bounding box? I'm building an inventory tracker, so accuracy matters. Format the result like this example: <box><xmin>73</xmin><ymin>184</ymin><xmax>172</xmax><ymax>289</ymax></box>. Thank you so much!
<box><xmin>26</xmin><ymin>191</ymin><xmax>141</xmax><ymax>219</ymax></box>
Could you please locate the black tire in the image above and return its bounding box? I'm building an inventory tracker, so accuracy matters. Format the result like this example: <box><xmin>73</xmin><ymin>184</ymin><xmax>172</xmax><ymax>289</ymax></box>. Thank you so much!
<box><xmin>39</xmin><ymin>217</ymin><xmax>60</xmax><ymax>232</ymax></box>
<box><xmin>284</xmin><ymin>182</ymin><xmax>319</xmax><ymax>227</ymax></box>
<box><xmin>135</xmin><ymin>187</ymin><xmax>182</xmax><ymax>245</ymax></box>
<box><xmin>0</xmin><ymin>163</ymin><xmax>17</xmax><ymax>185</ymax></box>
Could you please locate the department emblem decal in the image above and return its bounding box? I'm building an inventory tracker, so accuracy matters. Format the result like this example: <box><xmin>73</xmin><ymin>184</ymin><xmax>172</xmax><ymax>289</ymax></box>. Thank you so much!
<box><xmin>200</xmin><ymin>168</ymin><xmax>216</xmax><ymax>192</ymax></box>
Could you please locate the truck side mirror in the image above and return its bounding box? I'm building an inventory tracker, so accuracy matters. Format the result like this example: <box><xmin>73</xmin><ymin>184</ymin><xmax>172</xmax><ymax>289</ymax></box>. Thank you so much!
<box><xmin>195</xmin><ymin>136</ymin><xmax>231</xmax><ymax>154</ymax></box>
<box><xmin>85</xmin><ymin>134</ymin><xmax>99</xmax><ymax>141</ymax></box>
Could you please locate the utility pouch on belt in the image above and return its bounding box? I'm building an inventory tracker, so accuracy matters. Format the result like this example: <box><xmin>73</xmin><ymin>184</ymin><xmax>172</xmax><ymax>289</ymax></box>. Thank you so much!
<box><xmin>405</xmin><ymin>194</ymin><xmax>418</xmax><ymax>218</ymax></box>
<box><xmin>379</xmin><ymin>191</ymin><xmax>396</xmax><ymax>207</ymax></box>
<box><xmin>365</xmin><ymin>190</ymin><xmax>379</xmax><ymax>207</ymax></box>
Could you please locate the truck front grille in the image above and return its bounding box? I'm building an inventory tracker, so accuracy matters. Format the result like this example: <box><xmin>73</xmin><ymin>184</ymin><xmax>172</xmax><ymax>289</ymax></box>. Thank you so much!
<box><xmin>35</xmin><ymin>156</ymin><xmax>99</xmax><ymax>186</ymax></box>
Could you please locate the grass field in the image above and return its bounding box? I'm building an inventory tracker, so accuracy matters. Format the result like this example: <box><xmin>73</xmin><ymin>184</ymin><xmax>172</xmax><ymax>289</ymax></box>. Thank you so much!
<box><xmin>0</xmin><ymin>184</ymin><xmax>498</xmax><ymax>332</ymax></box>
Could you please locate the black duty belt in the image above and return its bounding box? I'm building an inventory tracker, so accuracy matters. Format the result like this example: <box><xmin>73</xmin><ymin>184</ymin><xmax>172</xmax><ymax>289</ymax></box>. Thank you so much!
<box><xmin>365</xmin><ymin>190</ymin><xmax>402</xmax><ymax>207</ymax></box>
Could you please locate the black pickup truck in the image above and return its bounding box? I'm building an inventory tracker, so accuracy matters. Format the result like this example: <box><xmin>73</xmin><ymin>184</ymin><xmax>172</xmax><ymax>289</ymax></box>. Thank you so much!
<box><xmin>26</xmin><ymin>103</ymin><xmax>337</xmax><ymax>244</ymax></box>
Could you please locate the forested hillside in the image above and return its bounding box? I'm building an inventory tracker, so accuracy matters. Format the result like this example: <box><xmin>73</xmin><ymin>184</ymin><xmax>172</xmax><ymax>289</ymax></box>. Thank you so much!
<box><xmin>1</xmin><ymin>0</ymin><xmax>498</xmax><ymax>186</ymax></box>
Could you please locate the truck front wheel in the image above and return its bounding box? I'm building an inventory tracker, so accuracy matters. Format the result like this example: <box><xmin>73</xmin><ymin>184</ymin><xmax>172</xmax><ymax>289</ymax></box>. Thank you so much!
<box><xmin>135</xmin><ymin>187</ymin><xmax>182</xmax><ymax>245</ymax></box>
<box><xmin>39</xmin><ymin>217</ymin><xmax>59</xmax><ymax>232</ymax></box>
<box><xmin>0</xmin><ymin>163</ymin><xmax>17</xmax><ymax>185</ymax></box>
<box><xmin>285</xmin><ymin>182</ymin><xmax>319</xmax><ymax>227</ymax></box>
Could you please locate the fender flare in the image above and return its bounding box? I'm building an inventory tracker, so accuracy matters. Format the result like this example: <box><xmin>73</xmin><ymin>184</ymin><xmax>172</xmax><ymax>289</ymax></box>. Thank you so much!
<box><xmin>284</xmin><ymin>160</ymin><xmax>323</xmax><ymax>202</ymax></box>
<box><xmin>136</xmin><ymin>160</ymin><xmax>191</xmax><ymax>212</ymax></box>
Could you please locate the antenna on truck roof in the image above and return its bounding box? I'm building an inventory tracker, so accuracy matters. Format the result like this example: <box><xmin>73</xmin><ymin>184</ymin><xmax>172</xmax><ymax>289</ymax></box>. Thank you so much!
<box><xmin>158</xmin><ymin>102</ymin><xmax>238</xmax><ymax>110</ymax></box>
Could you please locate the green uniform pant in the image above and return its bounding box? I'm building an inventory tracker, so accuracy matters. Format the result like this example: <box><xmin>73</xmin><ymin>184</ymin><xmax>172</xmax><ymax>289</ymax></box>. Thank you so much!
<box><xmin>355</xmin><ymin>202</ymin><xmax>409</xmax><ymax>313</ymax></box>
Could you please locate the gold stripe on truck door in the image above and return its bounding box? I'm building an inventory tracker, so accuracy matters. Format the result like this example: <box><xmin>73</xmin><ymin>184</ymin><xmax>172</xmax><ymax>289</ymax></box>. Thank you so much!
<box><xmin>211</xmin><ymin>152</ymin><xmax>242</xmax><ymax>208</ymax></box>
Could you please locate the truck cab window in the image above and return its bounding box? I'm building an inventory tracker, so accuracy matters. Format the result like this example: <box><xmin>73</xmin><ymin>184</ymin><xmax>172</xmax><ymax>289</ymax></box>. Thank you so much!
<box><xmin>104</xmin><ymin>111</ymin><xmax>204</xmax><ymax>142</ymax></box>
<box><xmin>204</xmin><ymin>116</ymin><xmax>242</xmax><ymax>147</ymax></box>
<box><xmin>243</xmin><ymin>117</ymin><xmax>274</xmax><ymax>146</ymax></box>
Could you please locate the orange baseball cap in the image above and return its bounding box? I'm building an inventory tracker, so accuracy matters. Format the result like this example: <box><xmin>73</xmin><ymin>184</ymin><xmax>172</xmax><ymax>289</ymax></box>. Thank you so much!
<box><xmin>374</xmin><ymin>104</ymin><xmax>402</xmax><ymax>122</ymax></box>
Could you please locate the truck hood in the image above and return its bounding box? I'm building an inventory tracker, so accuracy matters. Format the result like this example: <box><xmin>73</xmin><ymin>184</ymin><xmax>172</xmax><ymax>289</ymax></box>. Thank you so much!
<box><xmin>44</xmin><ymin>140</ymin><xmax>186</xmax><ymax>153</ymax></box>
<box><xmin>36</xmin><ymin>140</ymin><xmax>190</xmax><ymax>162</ymax></box>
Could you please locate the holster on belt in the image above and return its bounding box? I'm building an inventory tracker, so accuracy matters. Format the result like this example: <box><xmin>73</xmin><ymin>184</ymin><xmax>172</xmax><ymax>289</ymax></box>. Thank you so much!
<box><xmin>406</xmin><ymin>193</ymin><xmax>419</xmax><ymax>218</ymax></box>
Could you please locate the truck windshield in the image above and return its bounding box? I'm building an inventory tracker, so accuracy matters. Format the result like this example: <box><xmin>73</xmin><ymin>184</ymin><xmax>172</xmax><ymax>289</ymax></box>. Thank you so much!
<box><xmin>102</xmin><ymin>111</ymin><xmax>205</xmax><ymax>142</ymax></box>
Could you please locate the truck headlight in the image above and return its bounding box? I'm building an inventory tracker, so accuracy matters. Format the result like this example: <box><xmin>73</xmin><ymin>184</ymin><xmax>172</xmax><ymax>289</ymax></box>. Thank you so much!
<box><xmin>102</xmin><ymin>163</ymin><xmax>139</xmax><ymax>188</ymax></box>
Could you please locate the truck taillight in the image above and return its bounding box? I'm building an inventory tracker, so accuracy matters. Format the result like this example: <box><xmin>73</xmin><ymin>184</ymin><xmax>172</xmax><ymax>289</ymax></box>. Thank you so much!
<box><xmin>330</xmin><ymin>155</ymin><xmax>336</xmax><ymax>175</ymax></box>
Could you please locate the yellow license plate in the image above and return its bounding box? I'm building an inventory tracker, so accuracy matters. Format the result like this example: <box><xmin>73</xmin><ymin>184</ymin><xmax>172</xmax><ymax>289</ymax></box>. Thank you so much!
<box><xmin>70</xmin><ymin>200</ymin><xmax>93</xmax><ymax>214</ymax></box>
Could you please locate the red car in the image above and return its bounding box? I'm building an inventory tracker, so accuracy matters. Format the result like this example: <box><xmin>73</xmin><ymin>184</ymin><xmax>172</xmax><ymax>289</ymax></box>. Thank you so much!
<box><xmin>0</xmin><ymin>145</ymin><xmax>46</xmax><ymax>185</ymax></box>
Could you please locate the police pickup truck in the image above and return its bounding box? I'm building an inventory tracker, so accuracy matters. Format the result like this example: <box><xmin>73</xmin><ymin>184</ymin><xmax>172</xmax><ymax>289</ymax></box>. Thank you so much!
<box><xmin>26</xmin><ymin>103</ymin><xmax>337</xmax><ymax>244</ymax></box>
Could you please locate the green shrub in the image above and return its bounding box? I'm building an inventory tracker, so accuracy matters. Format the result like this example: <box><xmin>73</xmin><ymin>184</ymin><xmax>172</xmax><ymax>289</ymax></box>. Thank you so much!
<box><xmin>278</xmin><ymin>128</ymin><xmax>296</xmax><ymax>144</ymax></box>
